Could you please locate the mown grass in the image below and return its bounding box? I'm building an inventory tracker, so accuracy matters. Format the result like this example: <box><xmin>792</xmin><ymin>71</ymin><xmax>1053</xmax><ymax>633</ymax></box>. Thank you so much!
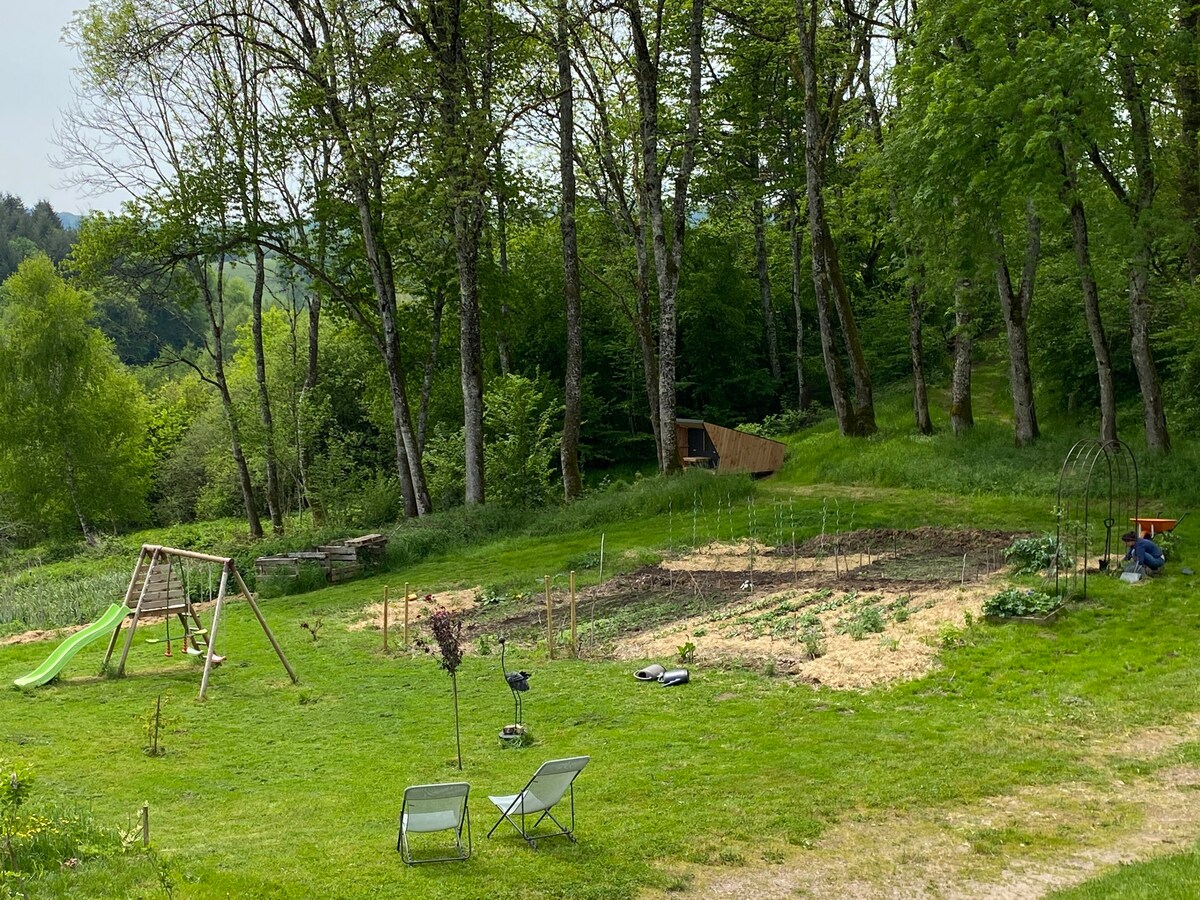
<box><xmin>1048</xmin><ymin>844</ymin><xmax>1200</xmax><ymax>898</ymax></box>
<box><xmin>3</xmin><ymin>366</ymin><xmax>1200</xmax><ymax>896</ymax></box>
<box><xmin>2</xmin><ymin>546</ymin><xmax>1199</xmax><ymax>898</ymax></box>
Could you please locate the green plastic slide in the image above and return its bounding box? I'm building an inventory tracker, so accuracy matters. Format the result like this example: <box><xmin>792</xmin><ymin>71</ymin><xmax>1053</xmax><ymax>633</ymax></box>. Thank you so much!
<box><xmin>13</xmin><ymin>603</ymin><xmax>132</xmax><ymax>688</ymax></box>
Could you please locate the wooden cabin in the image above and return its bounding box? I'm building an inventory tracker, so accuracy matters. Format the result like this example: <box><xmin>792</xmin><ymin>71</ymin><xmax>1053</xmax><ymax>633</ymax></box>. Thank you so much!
<box><xmin>675</xmin><ymin>418</ymin><xmax>786</xmax><ymax>476</ymax></box>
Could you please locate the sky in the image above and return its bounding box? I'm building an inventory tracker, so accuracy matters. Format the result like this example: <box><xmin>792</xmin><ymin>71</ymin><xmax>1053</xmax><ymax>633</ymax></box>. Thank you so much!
<box><xmin>1</xmin><ymin>1</ymin><xmax>123</xmax><ymax>215</ymax></box>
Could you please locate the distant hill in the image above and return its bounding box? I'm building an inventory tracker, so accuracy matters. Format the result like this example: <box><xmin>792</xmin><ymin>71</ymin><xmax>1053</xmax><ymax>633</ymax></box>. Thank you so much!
<box><xmin>58</xmin><ymin>211</ymin><xmax>82</xmax><ymax>230</ymax></box>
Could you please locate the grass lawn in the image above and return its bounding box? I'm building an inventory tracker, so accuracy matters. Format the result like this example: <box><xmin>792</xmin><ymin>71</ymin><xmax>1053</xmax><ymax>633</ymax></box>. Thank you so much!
<box><xmin>4</xmin><ymin>375</ymin><xmax>1200</xmax><ymax>897</ymax></box>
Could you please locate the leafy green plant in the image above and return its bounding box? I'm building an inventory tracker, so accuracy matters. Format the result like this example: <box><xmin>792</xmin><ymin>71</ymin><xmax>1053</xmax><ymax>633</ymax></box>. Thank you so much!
<box><xmin>836</xmin><ymin>604</ymin><xmax>885</xmax><ymax>640</ymax></box>
<box><xmin>983</xmin><ymin>587</ymin><xmax>1059</xmax><ymax>619</ymax></box>
<box><xmin>1</xmin><ymin>759</ymin><xmax>32</xmax><ymax>873</ymax></box>
<box><xmin>677</xmin><ymin>641</ymin><xmax>696</xmax><ymax>664</ymax></box>
<box><xmin>1004</xmin><ymin>534</ymin><xmax>1072</xmax><ymax>576</ymax></box>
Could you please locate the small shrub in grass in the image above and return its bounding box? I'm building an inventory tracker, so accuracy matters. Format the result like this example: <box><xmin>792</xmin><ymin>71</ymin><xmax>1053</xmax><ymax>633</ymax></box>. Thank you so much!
<box><xmin>1004</xmin><ymin>534</ymin><xmax>1072</xmax><ymax>575</ymax></box>
<box><xmin>0</xmin><ymin>760</ymin><xmax>125</xmax><ymax>882</ymax></box>
<box><xmin>983</xmin><ymin>587</ymin><xmax>1059</xmax><ymax>619</ymax></box>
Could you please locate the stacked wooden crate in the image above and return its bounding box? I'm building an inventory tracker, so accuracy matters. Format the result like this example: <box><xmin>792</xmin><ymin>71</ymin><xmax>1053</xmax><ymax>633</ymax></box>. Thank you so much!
<box><xmin>253</xmin><ymin>534</ymin><xmax>389</xmax><ymax>585</ymax></box>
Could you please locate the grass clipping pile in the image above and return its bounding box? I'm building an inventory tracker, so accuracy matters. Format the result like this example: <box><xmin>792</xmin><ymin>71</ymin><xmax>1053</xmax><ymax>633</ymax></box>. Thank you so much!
<box><xmin>602</xmin><ymin>527</ymin><xmax>1019</xmax><ymax>690</ymax></box>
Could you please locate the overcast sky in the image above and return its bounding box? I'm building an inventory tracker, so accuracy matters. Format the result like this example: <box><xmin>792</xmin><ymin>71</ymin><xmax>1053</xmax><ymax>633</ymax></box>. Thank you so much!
<box><xmin>1</xmin><ymin>2</ymin><xmax>122</xmax><ymax>215</ymax></box>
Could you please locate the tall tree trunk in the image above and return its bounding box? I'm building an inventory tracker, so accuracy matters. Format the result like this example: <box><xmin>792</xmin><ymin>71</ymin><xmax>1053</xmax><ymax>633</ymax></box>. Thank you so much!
<box><xmin>950</xmin><ymin>279</ymin><xmax>974</xmax><ymax>436</ymax></box>
<box><xmin>992</xmin><ymin>204</ymin><xmax>1041</xmax><ymax>448</ymax></box>
<box><xmin>1088</xmin><ymin>58</ymin><xmax>1169</xmax><ymax>452</ymax></box>
<box><xmin>1178</xmin><ymin>1</ymin><xmax>1200</xmax><ymax>279</ymax></box>
<box><xmin>250</xmin><ymin>246</ymin><xmax>285</xmax><ymax>532</ymax></box>
<box><xmin>197</xmin><ymin>260</ymin><xmax>262</xmax><ymax>538</ymax></box>
<box><xmin>790</xmin><ymin>201</ymin><xmax>808</xmax><ymax>410</ymax></box>
<box><xmin>495</xmin><ymin>152</ymin><xmax>514</xmax><ymax>375</ymax></box>
<box><xmin>418</xmin><ymin>288</ymin><xmax>446</xmax><ymax>455</ymax></box>
<box><xmin>285</xmin><ymin>1</ymin><xmax>432</xmax><ymax>516</ymax></box>
<box><xmin>908</xmin><ymin>266</ymin><xmax>933</xmax><ymax>435</ymax></box>
<box><xmin>353</xmin><ymin>191</ymin><xmax>430</xmax><ymax>517</ymax></box>
<box><xmin>557</xmin><ymin>0</ymin><xmax>583</xmax><ymax>502</ymax></box>
<box><xmin>1061</xmin><ymin>153</ymin><xmax>1118</xmax><ymax>444</ymax></box>
<box><xmin>627</xmin><ymin>0</ymin><xmax>703</xmax><ymax>475</ymax></box>
<box><xmin>795</xmin><ymin>0</ymin><xmax>874</xmax><ymax>436</ymax></box>
<box><xmin>63</xmin><ymin>450</ymin><xmax>97</xmax><ymax>547</ymax></box>
<box><xmin>299</xmin><ymin>286</ymin><xmax>323</xmax><ymax>524</ymax></box>
<box><xmin>456</xmin><ymin>197</ymin><xmax>487</xmax><ymax>504</ymax></box>
<box><xmin>752</xmin><ymin>153</ymin><xmax>781</xmax><ymax>382</ymax></box>
<box><xmin>1122</xmin><ymin>56</ymin><xmax>1169</xmax><ymax>452</ymax></box>
<box><xmin>634</xmin><ymin>275</ymin><xmax>662</xmax><ymax>467</ymax></box>
<box><xmin>1129</xmin><ymin>240</ymin><xmax>1169</xmax><ymax>451</ymax></box>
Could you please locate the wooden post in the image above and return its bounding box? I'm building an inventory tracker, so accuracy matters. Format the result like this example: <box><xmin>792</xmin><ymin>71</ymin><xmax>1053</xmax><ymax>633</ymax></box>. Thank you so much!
<box><xmin>117</xmin><ymin>547</ymin><xmax>162</xmax><ymax>676</ymax></box>
<box><xmin>231</xmin><ymin>568</ymin><xmax>298</xmax><ymax>687</ymax></box>
<box><xmin>103</xmin><ymin>545</ymin><xmax>148</xmax><ymax>672</ymax></box>
<box><xmin>141</xmin><ymin>802</ymin><xmax>150</xmax><ymax>847</ymax></box>
<box><xmin>403</xmin><ymin>582</ymin><xmax>410</xmax><ymax>648</ymax></box>
<box><xmin>198</xmin><ymin>564</ymin><xmax>231</xmax><ymax>701</ymax></box>
<box><xmin>382</xmin><ymin>585</ymin><xmax>389</xmax><ymax>651</ymax></box>
<box><xmin>545</xmin><ymin>575</ymin><xmax>554</xmax><ymax>660</ymax></box>
<box><xmin>569</xmin><ymin>571</ymin><xmax>577</xmax><ymax>658</ymax></box>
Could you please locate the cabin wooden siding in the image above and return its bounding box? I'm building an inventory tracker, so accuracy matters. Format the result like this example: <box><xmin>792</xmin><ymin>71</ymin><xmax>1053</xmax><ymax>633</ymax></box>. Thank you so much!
<box><xmin>674</xmin><ymin>420</ymin><xmax>786</xmax><ymax>475</ymax></box>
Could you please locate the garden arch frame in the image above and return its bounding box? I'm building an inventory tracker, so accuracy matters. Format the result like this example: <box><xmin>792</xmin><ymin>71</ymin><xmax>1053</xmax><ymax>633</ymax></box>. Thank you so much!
<box><xmin>1054</xmin><ymin>439</ymin><xmax>1139</xmax><ymax>600</ymax></box>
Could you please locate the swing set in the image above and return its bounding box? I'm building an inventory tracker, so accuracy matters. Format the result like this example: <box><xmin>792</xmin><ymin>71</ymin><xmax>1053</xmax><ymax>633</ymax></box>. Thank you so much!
<box><xmin>101</xmin><ymin>545</ymin><xmax>298</xmax><ymax>700</ymax></box>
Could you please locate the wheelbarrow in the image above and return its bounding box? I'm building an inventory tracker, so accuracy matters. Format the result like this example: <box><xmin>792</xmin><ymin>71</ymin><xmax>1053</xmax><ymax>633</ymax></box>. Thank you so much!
<box><xmin>1130</xmin><ymin>512</ymin><xmax>1190</xmax><ymax>538</ymax></box>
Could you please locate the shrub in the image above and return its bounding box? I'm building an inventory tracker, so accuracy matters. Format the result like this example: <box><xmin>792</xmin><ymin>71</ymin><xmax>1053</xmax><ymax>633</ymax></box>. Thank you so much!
<box><xmin>983</xmin><ymin>587</ymin><xmax>1059</xmax><ymax>618</ymax></box>
<box><xmin>1004</xmin><ymin>534</ymin><xmax>1072</xmax><ymax>575</ymax></box>
<box><xmin>737</xmin><ymin>405</ymin><xmax>824</xmax><ymax>438</ymax></box>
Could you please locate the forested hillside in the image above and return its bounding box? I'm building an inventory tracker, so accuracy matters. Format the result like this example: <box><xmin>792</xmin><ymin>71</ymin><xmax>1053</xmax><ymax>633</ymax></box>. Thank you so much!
<box><xmin>0</xmin><ymin>195</ymin><xmax>75</xmax><ymax>280</ymax></box>
<box><xmin>2</xmin><ymin>0</ymin><xmax>1198</xmax><ymax>546</ymax></box>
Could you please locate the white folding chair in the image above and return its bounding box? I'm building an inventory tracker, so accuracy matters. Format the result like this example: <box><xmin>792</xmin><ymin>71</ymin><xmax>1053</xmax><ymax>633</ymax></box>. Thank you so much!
<box><xmin>487</xmin><ymin>756</ymin><xmax>589</xmax><ymax>849</ymax></box>
<box><xmin>397</xmin><ymin>782</ymin><xmax>472</xmax><ymax>865</ymax></box>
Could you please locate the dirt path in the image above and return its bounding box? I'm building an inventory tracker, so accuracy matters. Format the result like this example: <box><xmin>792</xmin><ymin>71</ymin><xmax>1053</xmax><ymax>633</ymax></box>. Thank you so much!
<box><xmin>643</xmin><ymin>719</ymin><xmax>1200</xmax><ymax>899</ymax></box>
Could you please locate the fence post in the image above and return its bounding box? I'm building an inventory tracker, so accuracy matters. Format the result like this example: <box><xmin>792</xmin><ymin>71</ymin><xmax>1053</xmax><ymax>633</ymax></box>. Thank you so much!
<box><xmin>383</xmin><ymin>585</ymin><xmax>389</xmax><ymax>651</ymax></box>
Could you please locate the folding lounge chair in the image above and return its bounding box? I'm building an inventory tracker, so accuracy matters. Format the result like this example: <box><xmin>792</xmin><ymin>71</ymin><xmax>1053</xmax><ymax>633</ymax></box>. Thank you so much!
<box><xmin>487</xmin><ymin>756</ymin><xmax>589</xmax><ymax>849</ymax></box>
<box><xmin>397</xmin><ymin>782</ymin><xmax>472</xmax><ymax>865</ymax></box>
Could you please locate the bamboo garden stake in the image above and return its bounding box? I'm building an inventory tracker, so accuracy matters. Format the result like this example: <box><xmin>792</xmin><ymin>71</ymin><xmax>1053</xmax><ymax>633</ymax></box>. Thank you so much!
<box><xmin>545</xmin><ymin>575</ymin><xmax>554</xmax><ymax>660</ymax></box>
<box><xmin>569</xmin><ymin>571</ymin><xmax>577</xmax><ymax>657</ymax></box>
<box><xmin>403</xmin><ymin>582</ymin><xmax>410</xmax><ymax>648</ymax></box>
<box><xmin>382</xmin><ymin>585</ymin><xmax>389</xmax><ymax>650</ymax></box>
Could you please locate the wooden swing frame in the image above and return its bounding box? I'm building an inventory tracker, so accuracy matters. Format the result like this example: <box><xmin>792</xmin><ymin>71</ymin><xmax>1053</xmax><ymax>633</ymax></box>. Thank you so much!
<box><xmin>100</xmin><ymin>545</ymin><xmax>299</xmax><ymax>700</ymax></box>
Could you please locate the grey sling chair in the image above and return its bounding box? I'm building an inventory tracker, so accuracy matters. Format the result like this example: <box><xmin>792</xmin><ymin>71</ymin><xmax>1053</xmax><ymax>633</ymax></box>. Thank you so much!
<box><xmin>397</xmin><ymin>782</ymin><xmax>472</xmax><ymax>865</ymax></box>
<box><xmin>486</xmin><ymin>756</ymin><xmax>590</xmax><ymax>849</ymax></box>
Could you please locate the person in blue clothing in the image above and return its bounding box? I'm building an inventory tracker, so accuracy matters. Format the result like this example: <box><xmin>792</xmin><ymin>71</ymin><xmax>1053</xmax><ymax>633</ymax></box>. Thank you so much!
<box><xmin>1122</xmin><ymin>531</ymin><xmax>1166</xmax><ymax>572</ymax></box>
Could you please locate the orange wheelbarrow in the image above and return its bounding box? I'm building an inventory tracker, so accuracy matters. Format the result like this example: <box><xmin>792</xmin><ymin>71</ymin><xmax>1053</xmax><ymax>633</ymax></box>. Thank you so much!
<box><xmin>1130</xmin><ymin>512</ymin><xmax>1190</xmax><ymax>538</ymax></box>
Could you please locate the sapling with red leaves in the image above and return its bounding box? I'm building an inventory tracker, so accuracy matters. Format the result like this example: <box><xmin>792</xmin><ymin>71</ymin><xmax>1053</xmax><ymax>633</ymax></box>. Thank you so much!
<box><xmin>426</xmin><ymin>602</ymin><xmax>465</xmax><ymax>769</ymax></box>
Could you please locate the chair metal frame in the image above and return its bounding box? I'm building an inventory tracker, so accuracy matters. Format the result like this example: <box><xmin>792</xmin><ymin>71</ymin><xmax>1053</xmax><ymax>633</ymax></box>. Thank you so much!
<box><xmin>397</xmin><ymin>782</ymin><xmax>472</xmax><ymax>865</ymax></box>
<box><xmin>487</xmin><ymin>756</ymin><xmax>589</xmax><ymax>849</ymax></box>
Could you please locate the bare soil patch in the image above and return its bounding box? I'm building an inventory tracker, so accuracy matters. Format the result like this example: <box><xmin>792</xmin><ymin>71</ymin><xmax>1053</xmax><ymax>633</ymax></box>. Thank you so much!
<box><xmin>348</xmin><ymin>587</ymin><xmax>478</xmax><ymax>632</ymax></box>
<box><xmin>645</xmin><ymin>758</ymin><xmax>1200</xmax><ymax>900</ymax></box>
<box><xmin>466</xmin><ymin>527</ymin><xmax>1022</xmax><ymax>690</ymax></box>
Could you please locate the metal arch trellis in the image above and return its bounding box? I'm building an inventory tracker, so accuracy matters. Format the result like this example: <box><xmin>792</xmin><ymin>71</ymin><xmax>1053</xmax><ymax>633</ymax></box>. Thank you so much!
<box><xmin>1054</xmin><ymin>439</ymin><xmax>1139</xmax><ymax>600</ymax></box>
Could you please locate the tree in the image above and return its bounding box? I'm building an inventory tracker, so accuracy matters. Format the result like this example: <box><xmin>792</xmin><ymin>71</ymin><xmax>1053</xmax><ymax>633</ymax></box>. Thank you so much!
<box><xmin>0</xmin><ymin>255</ymin><xmax>150</xmax><ymax>543</ymax></box>
<box><xmin>794</xmin><ymin>0</ymin><xmax>878</xmax><ymax>436</ymax></box>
